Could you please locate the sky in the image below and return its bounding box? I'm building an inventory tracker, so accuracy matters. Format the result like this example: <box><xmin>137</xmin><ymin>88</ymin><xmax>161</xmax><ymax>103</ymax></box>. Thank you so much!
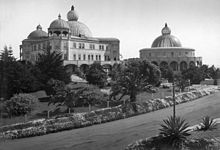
<box><xmin>0</xmin><ymin>0</ymin><xmax>220</xmax><ymax>67</ymax></box>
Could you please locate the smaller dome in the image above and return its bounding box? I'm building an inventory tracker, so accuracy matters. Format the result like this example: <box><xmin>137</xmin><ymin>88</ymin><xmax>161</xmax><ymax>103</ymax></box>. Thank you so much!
<box><xmin>28</xmin><ymin>25</ymin><xmax>48</xmax><ymax>39</ymax></box>
<box><xmin>67</xmin><ymin>5</ymin><xmax>79</xmax><ymax>21</ymax></box>
<box><xmin>49</xmin><ymin>14</ymin><xmax>70</xmax><ymax>29</ymax></box>
<box><xmin>151</xmin><ymin>23</ymin><xmax>182</xmax><ymax>48</ymax></box>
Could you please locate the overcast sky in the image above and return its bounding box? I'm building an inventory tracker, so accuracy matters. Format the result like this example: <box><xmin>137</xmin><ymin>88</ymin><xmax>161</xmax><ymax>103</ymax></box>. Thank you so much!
<box><xmin>0</xmin><ymin>0</ymin><xmax>220</xmax><ymax>67</ymax></box>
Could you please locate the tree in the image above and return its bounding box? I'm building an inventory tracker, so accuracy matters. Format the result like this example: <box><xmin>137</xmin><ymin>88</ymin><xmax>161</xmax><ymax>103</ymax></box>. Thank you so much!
<box><xmin>160</xmin><ymin>65</ymin><xmax>174</xmax><ymax>82</ymax></box>
<box><xmin>0</xmin><ymin>46</ymin><xmax>16</xmax><ymax>99</ymax></box>
<box><xmin>85</xmin><ymin>62</ymin><xmax>107</xmax><ymax>87</ymax></box>
<box><xmin>35</xmin><ymin>46</ymin><xmax>70</xmax><ymax>86</ymax></box>
<box><xmin>48</xmin><ymin>81</ymin><xmax>105</xmax><ymax>112</ymax></box>
<box><xmin>110</xmin><ymin>59</ymin><xmax>161</xmax><ymax>111</ymax></box>
<box><xmin>182</xmin><ymin>66</ymin><xmax>204</xmax><ymax>84</ymax></box>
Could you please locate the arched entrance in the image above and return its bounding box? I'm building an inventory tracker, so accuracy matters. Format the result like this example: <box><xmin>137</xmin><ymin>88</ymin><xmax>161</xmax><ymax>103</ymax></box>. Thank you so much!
<box><xmin>180</xmin><ymin>61</ymin><xmax>187</xmax><ymax>71</ymax></box>
<box><xmin>170</xmin><ymin>61</ymin><xmax>178</xmax><ymax>71</ymax></box>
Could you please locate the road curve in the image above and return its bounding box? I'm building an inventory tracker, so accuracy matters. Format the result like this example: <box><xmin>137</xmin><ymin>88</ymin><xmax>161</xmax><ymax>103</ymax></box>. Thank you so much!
<box><xmin>1</xmin><ymin>92</ymin><xmax>220</xmax><ymax>150</ymax></box>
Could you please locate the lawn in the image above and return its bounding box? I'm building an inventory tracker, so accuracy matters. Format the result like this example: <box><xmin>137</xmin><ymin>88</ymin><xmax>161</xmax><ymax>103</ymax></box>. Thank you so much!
<box><xmin>0</xmin><ymin>87</ymin><xmax>174</xmax><ymax>127</ymax></box>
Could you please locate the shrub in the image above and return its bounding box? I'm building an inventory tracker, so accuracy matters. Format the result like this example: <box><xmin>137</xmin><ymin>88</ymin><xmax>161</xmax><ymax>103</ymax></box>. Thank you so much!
<box><xmin>196</xmin><ymin>116</ymin><xmax>217</xmax><ymax>131</ymax></box>
<box><xmin>159</xmin><ymin>116</ymin><xmax>191</xmax><ymax>149</ymax></box>
<box><xmin>4</xmin><ymin>94</ymin><xmax>38</xmax><ymax>117</ymax></box>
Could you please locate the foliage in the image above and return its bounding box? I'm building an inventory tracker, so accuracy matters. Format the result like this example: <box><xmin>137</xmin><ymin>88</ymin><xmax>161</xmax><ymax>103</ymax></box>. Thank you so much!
<box><xmin>196</xmin><ymin>116</ymin><xmax>217</xmax><ymax>131</ymax></box>
<box><xmin>182</xmin><ymin>64</ymin><xmax>220</xmax><ymax>85</ymax></box>
<box><xmin>85</xmin><ymin>62</ymin><xmax>107</xmax><ymax>87</ymax></box>
<box><xmin>0</xmin><ymin>47</ymin><xmax>41</xmax><ymax>99</ymax></box>
<box><xmin>160</xmin><ymin>65</ymin><xmax>174</xmax><ymax>82</ymax></box>
<box><xmin>35</xmin><ymin>46</ymin><xmax>70</xmax><ymax>86</ymax></box>
<box><xmin>48</xmin><ymin>82</ymin><xmax>105</xmax><ymax>110</ymax></box>
<box><xmin>110</xmin><ymin>59</ymin><xmax>161</xmax><ymax>106</ymax></box>
<box><xmin>174</xmin><ymin>73</ymin><xmax>189</xmax><ymax>92</ymax></box>
<box><xmin>159</xmin><ymin>116</ymin><xmax>191</xmax><ymax>149</ymax></box>
<box><xmin>4</xmin><ymin>94</ymin><xmax>38</xmax><ymax>116</ymax></box>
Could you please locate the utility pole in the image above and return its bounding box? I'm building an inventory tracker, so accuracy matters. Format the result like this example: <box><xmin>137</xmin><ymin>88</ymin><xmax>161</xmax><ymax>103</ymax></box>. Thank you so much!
<box><xmin>172</xmin><ymin>79</ymin><xmax>176</xmax><ymax>120</ymax></box>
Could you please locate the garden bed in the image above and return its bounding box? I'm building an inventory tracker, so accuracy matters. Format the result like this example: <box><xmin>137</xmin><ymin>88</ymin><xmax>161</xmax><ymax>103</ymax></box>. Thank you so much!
<box><xmin>0</xmin><ymin>86</ymin><xmax>219</xmax><ymax>140</ymax></box>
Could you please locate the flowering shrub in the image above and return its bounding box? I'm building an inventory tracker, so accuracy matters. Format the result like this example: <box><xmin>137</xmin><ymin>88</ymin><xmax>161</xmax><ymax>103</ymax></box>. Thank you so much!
<box><xmin>3</xmin><ymin>94</ymin><xmax>38</xmax><ymax>117</ymax></box>
<box><xmin>0</xmin><ymin>86</ymin><xmax>219</xmax><ymax>139</ymax></box>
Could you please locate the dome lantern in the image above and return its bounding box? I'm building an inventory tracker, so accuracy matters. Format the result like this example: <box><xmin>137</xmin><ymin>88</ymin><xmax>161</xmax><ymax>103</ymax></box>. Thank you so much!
<box><xmin>67</xmin><ymin>5</ymin><xmax>79</xmax><ymax>21</ymax></box>
<box><xmin>161</xmin><ymin>23</ymin><xmax>171</xmax><ymax>35</ymax></box>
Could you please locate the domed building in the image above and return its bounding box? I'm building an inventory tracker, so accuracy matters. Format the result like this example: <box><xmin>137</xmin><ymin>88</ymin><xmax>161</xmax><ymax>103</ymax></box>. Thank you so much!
<box><xmin>140</xmin><ymin>23</ymin><xmax>202</xmax><ymax>72</ymax></box>
<box><xmin>20</xmin><ymin>5</ymin><xmax>120</xmax><ymax>67</ymax></box>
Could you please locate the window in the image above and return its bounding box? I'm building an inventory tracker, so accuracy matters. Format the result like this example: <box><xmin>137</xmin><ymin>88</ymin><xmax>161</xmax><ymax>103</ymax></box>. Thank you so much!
<box><xmin>171</xmin><ymin>52</ymin><xmax>174</xmax><ymax>57</ymax></box>
<box><xmin>88</xmin><ymin>55</ymin><xmax>90</xmax><ymax>60</ymax></box>
<box><xmin>185</xmin><ymin>52</ymin><xmax>188</xmax><ymax>55</ymax></box>
<box><xmin>91</xmin><ymin>55</ymin><xmax>94</xmax><ymax>60</ymax></box>
<box><xmin>83</xmin><ymin>54</ymin><xmax>86</xmax><ymax>60</ymax></box>
<box><xmin>79</xmin><ymin>43</ymin><xmax>85</xmax><ymax>49</ymax></box>
<box><xmin>73</xmin><ymin>54</ymin><xmax>76</xmax><ymax>60</ymax></box>
<box><xmin>99</xmin><ymin>55</ymin><xmax>101</xmax><ymax>60</ymax></box>
<box><xmin>96</xmin><ymin>55</ymin><xmax>98</xmax><ymax>60</ymax></box>
<box><xmin>73</xmin><ymin>43</ymin><xmax>76</xmax><ymax>48</ymax></box>
<box><xmin>90</xmin><ymin>44</ymin><xmax>95</xmax><ymax>49</ymax></box>
<box><xmin>99</xmin><ymin>45</ymin><xmax>104</xmax><ymax>50</ymax></box>
<box><xmin>78</xmin><ymin>54</ymin><xmax>81</xmax><ymax>60</ymax></box>
<box><xmin>149</xmin><ymin>53</ymin><xmax>151</xmax><ymax>57</ymax></box>
<box><xmin>64</xmin><ymin>54</ymin><xmax>68</xmax><ymax>60</ymax></box>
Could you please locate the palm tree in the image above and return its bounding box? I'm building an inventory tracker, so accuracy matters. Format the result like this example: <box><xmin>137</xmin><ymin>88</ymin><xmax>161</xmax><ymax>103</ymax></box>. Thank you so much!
<box><xmin>35</xmin><ymin>46</ymin><xmax>70</xmax><ymax>85</ymax></box>
<box><xmin>159</xmin><ymin>116</ymin><xmax>191</xmax><ymax>149</ymax></box>
<box><xmin>110</xmin><ymin>59</ymin><xmax>161</xmax><ymax>112</ymax></box>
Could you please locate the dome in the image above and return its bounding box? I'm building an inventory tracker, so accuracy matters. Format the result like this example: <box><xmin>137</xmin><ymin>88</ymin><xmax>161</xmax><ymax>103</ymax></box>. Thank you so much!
<box><xmin>151</xmin><ymin>23</ymin><xmax>182</xmax><ymax>48</ymax></box>
<box><xmin>49</xmin><ymin>14</ymin><xmax>70</xmax><ymax>29</ymax></box>
<box><xmin>28</xmin><ymin>25</ymin><xmax>48</xmax><ymax>39</ymax></box>
<box><xmin>68</xmin><ymin>21</ymin><xmax>92</xmax><ymax>37</ymax></box>
<box><xmin>66</xmin><ymin>5</ymin><xmax>92</xmax><ymax>37</ymax></box>
<box><xmin>67</xmin><ymin>5</ymin><xmax>79</xmax><ymax>21</ymax></box>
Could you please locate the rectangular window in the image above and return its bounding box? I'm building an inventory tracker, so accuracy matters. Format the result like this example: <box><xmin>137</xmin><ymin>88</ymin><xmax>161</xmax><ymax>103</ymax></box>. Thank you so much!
<box><xmin>64</xmin><ymin>54</ymin><xmax>68</xmax><ymax>60</ymax></box>
<box><xmin>73</xmin><ymin>43</ymin><xmax>76</xmax><ymax>48</ymax></box>
<box><xmin>78</xmin><ymin>54</ymin><xmax>81</xmax><ymax>60</ymax></box>
<box><xmin>96</xmin><ymin>55</ymin><xmax>98</xmax><ymax>60</ymax></box>
<box><xmin>83</xmin><ymin>54</ymin><xmax>86</xmax><ymax>60</ymax></box>
<box><xmin>82</xmin><ymin>43</ymin><xmax>85</xmax><ymax>49</ymax></box>
<box><xmin>90</xmin><ymin>44</ymin><xmax>95</xmax><ymax>49</ymax></box>
<box><xmin>73</xmin><ymin>54</ymin><xmax>76</xmax><ymax>60</ymax></box>
<box><xmin>171</xmin><ymin>52</ymin><xmax>174</xmax><ymax>57</ymax></box>
<box><xmin>99</xmin><ymin>55</ymin><xmax>101</xmax><ymax>60</ymax></box>
<box><xmin>99</xmin><ymin>45</ymin><xmax>104</xmax><ymax>50</ymax></box>
<box><xmin>149</xmin><ymin>53</ymin><xmax>151</xmax><ymax>57</ymax></box>
<box><xmin>88</xmin><ymin>55</ymin><xmax>90</xmax><ymax>60</ymax></box>
<box><xmin>79</xmin><ymin>43</ymin><xmax>82</xmax><ymax>49</ymax></box>
<box><xmin>91</xmin><ymin>55</ymin><xmax>94</xmax><ymax>60</ymax></box>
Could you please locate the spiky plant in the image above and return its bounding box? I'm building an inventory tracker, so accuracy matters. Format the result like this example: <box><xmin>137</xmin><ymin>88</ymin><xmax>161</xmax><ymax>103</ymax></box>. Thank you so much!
<box><xmin>159</xmin><ymin>116</ymin><xmax>191</xmax><ymax>149</ymax></box>
<box><xmin>196</xmin><ymin>116</ymin><xmax>217</xmax><ymax>131</ymax></box>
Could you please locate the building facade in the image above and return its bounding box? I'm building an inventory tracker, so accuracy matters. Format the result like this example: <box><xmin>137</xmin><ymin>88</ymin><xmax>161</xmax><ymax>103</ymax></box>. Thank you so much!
<box><xmin>140</xmin><ymin>23</ymin><xmax>202</xmax><ymax>73</ymax></box>
<box><xmin>20</xmin><ymin>5</ymin><xmax>120</xmax><ymax>67</ymax></box>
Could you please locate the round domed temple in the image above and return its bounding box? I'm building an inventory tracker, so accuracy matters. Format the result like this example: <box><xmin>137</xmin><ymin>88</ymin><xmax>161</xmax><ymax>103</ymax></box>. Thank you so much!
<box><xmin>140</xmin><ymin>23</ymin><xmax>202</xmax><ymax>73</ymax></box>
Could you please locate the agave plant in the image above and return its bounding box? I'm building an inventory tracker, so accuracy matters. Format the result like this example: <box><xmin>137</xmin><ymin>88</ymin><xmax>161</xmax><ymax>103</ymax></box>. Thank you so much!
<box><xmin>159</xmin><ymin>116</ymin><xmax>191</xmax><ymax>149</ymax></box>
<box><xmin>196</xmin><ymin>116</ymin><xmax>217</xmax><ymax>131</ymax></box>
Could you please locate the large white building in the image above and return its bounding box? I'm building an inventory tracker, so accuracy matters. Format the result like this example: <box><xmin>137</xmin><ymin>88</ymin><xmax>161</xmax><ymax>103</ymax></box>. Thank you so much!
<box><xmin>140</xmin><ymin>23</ymin><xmax>202</xmax><ymax>73</ymax></box>
<box><xmin>20</xmin><ymin>5</ymin><xmax>120</xmax><ymax>67</ymax></box>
